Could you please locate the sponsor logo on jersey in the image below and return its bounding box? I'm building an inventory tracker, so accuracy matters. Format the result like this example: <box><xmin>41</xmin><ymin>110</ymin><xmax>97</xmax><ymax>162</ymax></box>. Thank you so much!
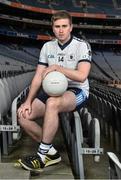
<box><xmin>47</xmin><ymin>55</ymin><xmax>55</xmax><ymax>58</ymax></box>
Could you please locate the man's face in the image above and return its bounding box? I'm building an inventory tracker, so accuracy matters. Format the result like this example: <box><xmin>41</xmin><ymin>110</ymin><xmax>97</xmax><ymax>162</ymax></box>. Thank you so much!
<box><xmin>52</xmin><ymin>18</ymin><xmax>73</xmax><ymax>44</ymax></box>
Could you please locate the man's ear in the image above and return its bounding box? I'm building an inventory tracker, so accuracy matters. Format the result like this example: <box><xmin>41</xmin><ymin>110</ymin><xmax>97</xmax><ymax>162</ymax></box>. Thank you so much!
<box><xmin>70</xmin><ymin>24</ymin><xmax>73</xmax><ymax>32</ymax></box>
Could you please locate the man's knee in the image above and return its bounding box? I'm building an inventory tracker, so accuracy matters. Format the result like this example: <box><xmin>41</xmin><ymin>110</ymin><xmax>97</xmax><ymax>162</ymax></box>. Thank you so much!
<box><xmin>46</xmin><ymin>97</ymin><xmax>60</xmax><ymax>110</ymax></box>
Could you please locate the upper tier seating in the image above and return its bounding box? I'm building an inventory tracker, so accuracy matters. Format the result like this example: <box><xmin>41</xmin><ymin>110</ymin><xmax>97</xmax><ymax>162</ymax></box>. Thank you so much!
<box><xmin>2</xmin><ymin>0</ymin><xmax>121</xmax><ymax>15</ymax></box>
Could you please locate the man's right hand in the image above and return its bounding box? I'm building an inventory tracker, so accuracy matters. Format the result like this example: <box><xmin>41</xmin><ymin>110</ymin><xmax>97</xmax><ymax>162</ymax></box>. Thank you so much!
<box><xmin>17</xmin><ymin>101</ymin><xmax>32</xmax><ymax>119</ymax></box>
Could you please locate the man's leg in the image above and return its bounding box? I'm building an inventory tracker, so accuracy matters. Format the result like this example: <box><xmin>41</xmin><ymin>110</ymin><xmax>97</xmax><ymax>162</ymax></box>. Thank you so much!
<box><xmin>17</xmin><ymin>97</ymin><xmax>60</xmax><ymax>171</ymax></box>
<box><xmin>42</xmin><ymin>91</ymin><xmax>76</xmax><ymax>143</ymax></box>
<box><xmin>19</xmin><ymin>91</ymin><xmax>76</xmax><ymax>171</ymax></box>
<box><xmin>36</xmin><ymin>91</ymin><xmax>76</xmax><ymax>167</ymax></box>
<box><xmin>18</xmin><ymin>98</ymin><xmax>45</xmax><ymax>142</ymax></box>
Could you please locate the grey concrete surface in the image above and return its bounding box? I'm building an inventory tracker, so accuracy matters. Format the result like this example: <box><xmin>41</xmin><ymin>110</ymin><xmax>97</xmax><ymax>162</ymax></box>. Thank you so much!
<box><xmin>0</xmin><ymin>162</ymin><xmax>30</xmax><ymax>179</ymax></box>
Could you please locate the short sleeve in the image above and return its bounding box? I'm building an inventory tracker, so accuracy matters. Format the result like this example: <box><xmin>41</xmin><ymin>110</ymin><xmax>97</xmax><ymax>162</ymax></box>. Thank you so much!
<box><xmin>38</xmin><ymin>43</ymin><xmax>48</xmax><ymax>66</ymax></box>
<box><xmin>78</xmin><ymin>41</ymin><xmax>92</xmax><ymax>63</ymax></box>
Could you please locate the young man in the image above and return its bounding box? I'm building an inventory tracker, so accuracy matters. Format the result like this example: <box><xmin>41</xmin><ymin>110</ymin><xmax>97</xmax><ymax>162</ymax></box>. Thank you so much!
<box><xmin>17</xmin><ymin>10</ymin><xmax>92</xmax><ymax>171</ymax></box>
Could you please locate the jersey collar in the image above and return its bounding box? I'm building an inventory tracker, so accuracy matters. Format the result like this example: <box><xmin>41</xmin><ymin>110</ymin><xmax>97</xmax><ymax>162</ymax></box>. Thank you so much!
<box><xmin>58</xmin><ymin>36</ymin><xmax>73</xmax><ymax>50</ymax></box>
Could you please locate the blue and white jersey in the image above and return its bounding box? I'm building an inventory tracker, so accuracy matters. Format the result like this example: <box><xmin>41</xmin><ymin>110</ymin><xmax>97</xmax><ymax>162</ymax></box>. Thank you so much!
<box><xmin>38</xmin><ymin>36</ymin><xmax>92</xmax><ymax>97</ymax></box>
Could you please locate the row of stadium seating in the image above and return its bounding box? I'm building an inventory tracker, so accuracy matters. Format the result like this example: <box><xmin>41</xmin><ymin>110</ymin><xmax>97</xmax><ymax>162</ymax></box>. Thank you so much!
<box><xmin>0</xmin><ymin>68</ymin><xmax>35</xmax><ymax>157</ymax></box>
<box><xmin>59</xmin><ymin>106</ymin><xmax>103</xmax><ymax>178</ymax></box>
<box><xmin>86</xmin><ymin>81</ymin><xmax>121</xmax><ymax>178</ymax></box>
<box><xmin>2</xmin><ymin>0</ymin><xmax>121</xmax><ymax>15</ymax></box>
<box><xmin>0</xmin><ymin>43</ymin><xmax>39</xmax><ymax>66</ymax></box>
<box><xmin>88</xmin><ymin>82</ymin><xmax>121</xmax><ymax>152</ymax></box>
<box><xmin>0</xmin><ymin>43</ymin><xmax>36</xmax><ymax>158</ymax></box>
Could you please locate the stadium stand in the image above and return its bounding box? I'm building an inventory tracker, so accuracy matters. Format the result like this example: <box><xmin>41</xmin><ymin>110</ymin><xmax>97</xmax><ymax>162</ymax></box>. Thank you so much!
<box><xmin>0</xmin><ymin>0</ymin><xmax>121</xmax><ymax>179</ymax></box>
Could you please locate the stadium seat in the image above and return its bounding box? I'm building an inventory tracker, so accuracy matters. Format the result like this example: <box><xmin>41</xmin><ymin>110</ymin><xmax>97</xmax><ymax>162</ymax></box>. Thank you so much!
<box><xmin>107</xmin><ymin>152</ymin><xmax>121</xmax><ymax>179</ymax></box>
<box><xmin>0</xmin><ymin>78</ymin><xmax>12</xmax><ymax>116</ymax></box>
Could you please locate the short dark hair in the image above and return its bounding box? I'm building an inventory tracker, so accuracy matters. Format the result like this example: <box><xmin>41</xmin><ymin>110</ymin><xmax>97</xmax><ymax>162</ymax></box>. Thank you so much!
<box><xmin>51</xmin><ymin>10</ymin><xmax>72</xmax><ymax>25</ymax></box>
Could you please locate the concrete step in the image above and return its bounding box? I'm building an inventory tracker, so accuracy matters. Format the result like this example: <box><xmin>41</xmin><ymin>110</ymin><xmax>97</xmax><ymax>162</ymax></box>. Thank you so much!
<box><xmin>30</xmin><ymin>161</ymin><xmax>74</xmax><ymax>179</ymax></box>
<box><xmin>0</xmin><ymin>163</ymin><xmax>30</xmax><ymax>179</ymax></box>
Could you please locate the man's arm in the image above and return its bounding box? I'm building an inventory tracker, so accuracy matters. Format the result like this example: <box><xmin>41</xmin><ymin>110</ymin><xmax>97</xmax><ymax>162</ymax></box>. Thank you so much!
<box><xmin>26</xmin><ymin>64</ymin><xmax>46</xmax><ymax>104</ymax></box>
<box><xmin>59</xmin><ymin>61</ymin><xmax>91</xmax><ymax>82</ymax></box>
<box><xmin>17</xmin><ymin>64</ymin><xmax>46</xmax><ymax>117</ymax></box>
